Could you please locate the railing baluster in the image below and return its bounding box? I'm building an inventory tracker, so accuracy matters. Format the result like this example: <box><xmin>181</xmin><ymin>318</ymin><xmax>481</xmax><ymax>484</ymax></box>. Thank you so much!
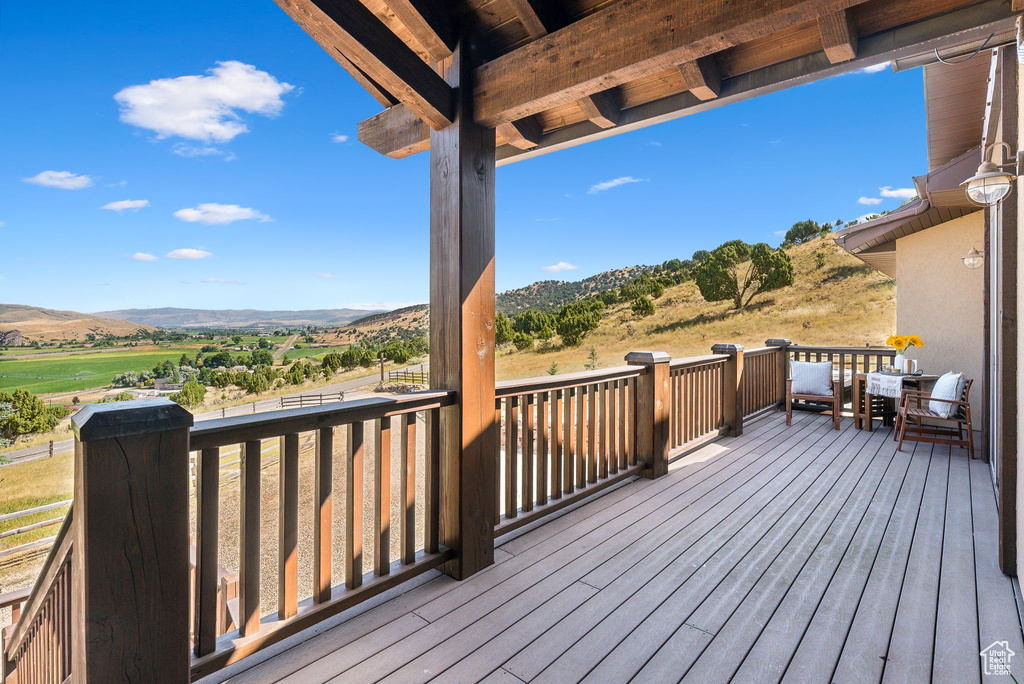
<box><xmin>346</xmin><ymin>423</ymin><xmax>364</xmax><ymax>588</ymax></box>
<box><xmin>494</xmin><ymin>402</ymin><xmax>501</xmax><ymax>524</ymax></box>
<box><xmin>608</xmin><ymin>381</ymin><xmax>618</xmax><ymax>475</ymax></box>
<box><xmin>375</xmin><ymin>417</ymin><xmax>392</xmax><ymax>577</ymax></box>
<box><xmin>587</xmin><ymin>384</ymin><xmax>598</xmax><ymax>483</ymax></box>
<box><xmin>537</xmin><ymin>390</ymin><xmax>548</xmax><ymax>505</ymax></box>
<box><xmin>426</xmin><ymin>408</ymin><xmax>440</xmax><ymax>554</ymax></box>
<box><xmin>401</xmin><ymin>413</ymin><xmax>417</xmax><ymax>565</ymax></box>
<box><xmin>563</xmin><ymin>387</ymin><xmax>574</xmax><ymax>495</ymax></box>
<box><xmin>522</xmin><ymin>393</ymin><xmax>535</xmax><ymax>511</ymax></box>
<box><xmin>279</xmin><ymin>433</ymin><xmax>299</xmax><ymax>619</ymax></box>
<box><xmin>575</xmin><ymin>386</ymin><xmax>585</xmax><ymax>489</ymax></box>
<box><xmin>314</xmin><ymin>427</ymin><xmax>333</xmax><ymax>604</ymax></box>
<box><xmin>194</xmin><ymin>446</ymin><xmax>220</xmax><ymax>656</ymax></box>
<box><xmin>239</xmin><ymin>439</ymin><xmax>261</xmax><ymax>636</ymax></box>
<box><xmin>618</xmin><ymin>379</ymin><xmax>628</xmax><ymax>470</ymax></box>
<box><xmin>552</xmin><ymin>389</ymin><xmax>563</xmax><ymax>499</ymax></box>
<box><xmin>504</xmin><ymin>397</ymin><xmax>518</xmax><ymax>518</ymax></box>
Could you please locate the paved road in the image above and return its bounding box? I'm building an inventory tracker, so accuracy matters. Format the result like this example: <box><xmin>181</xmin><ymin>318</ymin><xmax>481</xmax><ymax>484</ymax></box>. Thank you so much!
<box><xmin>272</xmin><ymin>334</ymin><xmax>299</xmax><ymax>361</ymax></box>
<box><xmin>0</xmin><ymin>369</ymin><xmax>395</xmax><ymax>467</ymax></box>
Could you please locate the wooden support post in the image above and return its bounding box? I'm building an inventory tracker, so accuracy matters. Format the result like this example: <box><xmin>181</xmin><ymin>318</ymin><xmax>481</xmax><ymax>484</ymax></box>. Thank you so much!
<box><xmin>429</xmin><ymin>28</ymin><xmax>497</xmax><ymax>580</ymax></box>
<box><xmin>625</xmin><ymin>351</ymin><xmax>671</xmax><ymax>479</ymax></box>
<box><xmin>713</xmin><ymin>343</ymin><xmax>745</xmax><ymax>437</ymax></box>
<box><xmin>70</xmin><ymin>399</ymin><xmax>193</xmax><ymax>684</ymax></box>
<box><xmin>766</xmin><ymin>338</ymin><xmax>792</xmax><ymax>406</ymax></box>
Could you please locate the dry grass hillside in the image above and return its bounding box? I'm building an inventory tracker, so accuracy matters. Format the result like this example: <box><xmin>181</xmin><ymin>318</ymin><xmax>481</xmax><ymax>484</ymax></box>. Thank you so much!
<box><xmin>495</xmin><ymin>236</ymin><xmax>896</xmax><ymax>379</ymax></box>
<box><xmin>0</xmin><ymin>304</ymin><xmax>154</xmax><ymax>342</ymax></box>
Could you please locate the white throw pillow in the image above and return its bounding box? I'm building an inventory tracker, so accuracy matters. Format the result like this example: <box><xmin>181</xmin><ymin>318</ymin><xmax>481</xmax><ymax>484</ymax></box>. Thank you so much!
<box><xmin>791</xmin><ymin>361</ymin><xmax>833</xmax><ymax>396</ymax></box>
<box><xmin>929</xmin><ymin>372</ymin><xmax>966</xmax><ymax>419</ymax></box>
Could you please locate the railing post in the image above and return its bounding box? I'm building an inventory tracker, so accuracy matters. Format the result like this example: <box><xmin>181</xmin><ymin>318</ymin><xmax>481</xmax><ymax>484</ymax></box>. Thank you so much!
<box><xmin>713</xmin><ymin>344</ymin><xmax>745</xmax><ymax>437</ymax></box>
<box><xmin>71</xmin><ymin>398</ymin><xmax>193</xmax><ymax>684</ymax></box>
<box><xmin>625</xmin><ymin>351</ymin><xmax>671</xmax><ymax>479</ymax></box>
<box><xmin>766</xmin><ymin>338</ymin><xmax>792</xmax><ymax>406</ymax></box>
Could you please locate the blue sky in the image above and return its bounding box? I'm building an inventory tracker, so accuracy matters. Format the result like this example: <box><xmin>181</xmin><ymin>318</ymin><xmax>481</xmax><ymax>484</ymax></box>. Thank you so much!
<box><xmin>1</xmin><ymin>1</ymin><xmax>925</xmax><ymax>314</ymax></box>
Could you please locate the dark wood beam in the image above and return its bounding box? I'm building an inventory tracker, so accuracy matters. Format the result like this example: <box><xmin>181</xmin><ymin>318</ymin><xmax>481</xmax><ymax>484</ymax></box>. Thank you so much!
<box><xmin>576</xmin><ymin>89</ymin><xmax>620</xmax><ymax>128</ymax></box>
<box><xmin>506</xmin><ymin>0</ymin><xmax>563</xmax><ymax>40</ymax></box>
<box><xmin>818</xmin><ymin>9</ymin><xmax>858</xmax><ymax>63</ymax></box>
<box><xmin>358</xmin><ymin>101</ymin><xmax>430</xmax><ymax>158</ymax></box>
<box><xmin>677</xmin><ymin>56</ymin><xmax>722</xmax><ymax>100</ymax></box>
<box><xmin>275</xmin><ymin>0</ymin><xmax>453</xmax><ymax>129</ymax></box>
<box><xmin>473</xmin><ymin>0</ymin><xmax>873</xmax><ymax>126</ymax></box>
<box><xmin>334</xmin><ymin>49</ymin><xmax>398</xmax><ymax>107</ymax></box>
<box><xmin>429</xmin><ymin>32</ymin><xmax>497</xmax><ymax>580</ymax></box>
<box><xmin>381</xmin><ymin>0</ymin><xmax>455</xmax><ymax>62</ymax></box>
<box><xmin>496</xmin><ymin>116</ymin><xmax>543</xmax><ymax>149</ymax></box>
<box><xmin>496</xmin><ymin>0</ymin><xmax>1017</xmax><ymax>164</ymax></box>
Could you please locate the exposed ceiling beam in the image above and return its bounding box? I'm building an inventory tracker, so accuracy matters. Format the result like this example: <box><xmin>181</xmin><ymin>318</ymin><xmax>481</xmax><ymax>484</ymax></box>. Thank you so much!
<box><xmin>381</xmin><ymin>0</ymin><xmax>454</xmax><ymax>62</ymax></box>
<box><xmin>275</xmin><ymin>0</ymin><xmax>453</xmax><ymax>129</ymax></box>
<box><xmin>496</xmin><ymin>0</ymin><xmax>1017</xmax><ymax>165</ymax></box>
<box><xmin>576</xmin><ymin>90</ymin><xmax>621</xmax><ymax>128</ymax></box>
<box><xmin>818</xmin><ymin>9</ymin><xmax>858</xmax><ymax>63</ymax></box>
<box><xmin>677</xmin><ymin>57</ymin><xmax>722</xmax><ymax>100</ymax></box>
<box><xmin>495</xmin><ymin>117</ymin><xmax>543</xmax><ymax>149</ymax></box>
<box><xmin>473</xmin><ymin>0</ymin><xmax>873</xmax><ymax>126</ymax></box>
<box><xmin>359</xmin><ymin>102</ymin><xmax>430</xmax><ymax>158</ymax></box>
<box><xmin>334</xmin><ymin>49</ymin><xmax>398</xmax><ymax>107</ymax></box>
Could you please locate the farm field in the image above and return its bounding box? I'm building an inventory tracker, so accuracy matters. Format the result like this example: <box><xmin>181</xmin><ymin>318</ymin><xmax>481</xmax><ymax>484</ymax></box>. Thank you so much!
<box><xmin>0</xmin><ymin>346</ymin><xmax>196</xmax><ymax>394</ymax></box>
<box><xmin>283</xmin><ymin>344</ymin><xmax>349</xmax><ymax>360</ymax></box>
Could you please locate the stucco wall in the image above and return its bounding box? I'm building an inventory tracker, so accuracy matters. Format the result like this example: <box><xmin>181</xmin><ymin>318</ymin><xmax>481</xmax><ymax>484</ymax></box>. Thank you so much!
<box><xmin>895</xmin><ymin>211</ymin><xmax>985</xmax><ymax>419</ymax></box>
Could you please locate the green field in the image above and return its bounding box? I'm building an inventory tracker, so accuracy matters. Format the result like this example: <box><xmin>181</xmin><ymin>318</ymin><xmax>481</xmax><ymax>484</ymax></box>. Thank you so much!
<box><xmin>283</xmin><ymin>345</ymin><xmax>349</xmax><ymax>360</ymax></box>
<box><xmin>0</xmin><ymin>347</ymin><xmax>196</xmax><ymax>394</ymax></box>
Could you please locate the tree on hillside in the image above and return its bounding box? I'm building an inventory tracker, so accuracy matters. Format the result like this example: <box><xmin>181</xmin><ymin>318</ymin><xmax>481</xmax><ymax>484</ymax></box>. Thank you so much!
<box><xmin>0</xmin><ymin>389</ymin><xmax>71</xmax><ymax>446</ymax></box>
<box><xmin>556</xmin><ymin>301</ymin><xmax>600</xmax><ymax>347</ymax></box>
<box><xmin>322</xmin><ymin>352</ymin><xmax>345</xmax><ymax>374</ymax></box>
<box><xmin>170</xmin><ymin>380</ymin><xmax>206</xmax><ymax>408</ymax></box>
<box><xmin>631</xmin><ymin>296</ymin><xmax>655</xmax><ymax>318</ymax></box>
<box><xmin>782</xmin><ymin>219</ymin><xmax>829</xmax><ymax>246</ymax></box>
<box><xmin>692</xmin><ymin>249</ymin><xmax>711</xmax><ymax>264</ymax></box>
<box><xmin>250</xmin><ymin>349</ymin><xmax>273</xmax><ymax>367</ymax></box>
<box><xmin>513</xmin><ymin>332</ymin><xmax>534</xmax><ymax>351</ymax></box>
<box><xmin>495</xmin><ymin>312</ymin><xmax>514</xmax><ymax>346</ymax></box>
<box><xmin>693</xmin><ymin>240</ymin><xmax>794</xmax><ymax>309</ymax></box>
<box><xmin>584</xmin><ymin>346</ymin><xmax>599</xmax><ymax>371</ymax></box>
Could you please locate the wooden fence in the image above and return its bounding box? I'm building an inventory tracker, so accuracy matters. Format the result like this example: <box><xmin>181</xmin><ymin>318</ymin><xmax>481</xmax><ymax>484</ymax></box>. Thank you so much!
<box><xmin>279</xmin><ymin>391</ymin><xmax>345</xmax><ymax>408</ymax></box>
<box><xmin>1</xmin><ymin>340</ymin><xmax>889</xmax><ymax>683</ymax></box>
<box><xmin>386</xmin><ymin>364</ymin><xmax>428</xmax><ymax>384</ymax></box>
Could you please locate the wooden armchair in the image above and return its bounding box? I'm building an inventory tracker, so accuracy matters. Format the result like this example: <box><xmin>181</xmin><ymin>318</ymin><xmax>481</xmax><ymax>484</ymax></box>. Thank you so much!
<box><xmin>895</xmin><ymin>378</ymin><xmax>974</xmax><ymax>459</ymax></box>
<box><xmin>786</xmin><ymin>374</ymin><xmax>842</xmax><ymax>430</ymax></box>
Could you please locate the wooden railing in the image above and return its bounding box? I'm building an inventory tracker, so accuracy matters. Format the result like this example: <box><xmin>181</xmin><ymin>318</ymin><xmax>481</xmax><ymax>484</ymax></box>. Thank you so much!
<box><xmin>494</xmin><ymin>365</ymin><xmax>643</xmax><ymax>537</ymax></box>
<box><xmin>668</xmin><ymin>354</ymin><xmax>728</xmax><ymax>453</ymax></box>
<box><xmin>2</xmin><ymin>509</ymin><xmax>73</xmax><ymax>684</ymax></box>
<box><xmin>741</xmin><ymin>346</ymin><xmax>786</xmax><ymax>418</ymax></box>
<box><xmin>187</xmin><ymin>390</ymin><xmax>455</xmax><ymax>679</ymax></box>
<box><xmin>1</xmin><ymin>339</ymin><xmax>892</xmax><ymax>682</ymax></box>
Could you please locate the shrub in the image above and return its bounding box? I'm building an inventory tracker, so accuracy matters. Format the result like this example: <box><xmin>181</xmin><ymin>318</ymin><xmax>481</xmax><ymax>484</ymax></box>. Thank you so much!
<box><xmin>631</xmin><ymin>296</ymin><xmax>655</xmax><ymax>318</ymax></box>
<box><xmin>513</xmin><ymin>332</ymin><xmax>534</xmax><ymax>351</ymax></box>
<box><xmin>556</xmin><ymin>301</ymin><xmax>600</xmax><ymax>347</ymax></box>
<box><xmin>171</xmin><ymin>380</ymin><xmax>207</xmax><ymax>408</ymax></box>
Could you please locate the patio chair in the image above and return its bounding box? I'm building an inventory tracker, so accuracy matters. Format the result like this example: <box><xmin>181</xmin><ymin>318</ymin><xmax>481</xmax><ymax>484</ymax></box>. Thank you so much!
<box><xmin>786</xmin><ymin>360</ymin><xmax>841</xmax><ymax>430</ymax></box>
<box><xmin>895</xmin><ymin>373</ymin><xmax>975</xmax><ymax>459</ymax></box>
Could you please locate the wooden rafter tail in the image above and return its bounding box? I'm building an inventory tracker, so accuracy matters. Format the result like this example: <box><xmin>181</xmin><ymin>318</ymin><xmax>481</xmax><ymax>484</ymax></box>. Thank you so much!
<box><xmin>818</xmin><ymin>9</ymin><xmax>859</xmax><ymax>64</ymax></box>
<box><xmin>274</xmin><ymin>0</ymin><xmax>454</xmax><ymax>129</ymax></box>
<box><xmin>496</xmin><ymin>116</ymin><xmax>543</xmax><ymax>150</ymax></box>
<box><xmin>381</xmin><ymin>0</ymin><xmax>455</xmax><ymax>62</ymax></box>
<box><xmin>577</xmin><ymin>89</ymin><xmax>621</xmax><ymax>128</ymax></box>
<box><xmin>678</xmin><ymin>56</ymin><xmax>722</xmax><ymax>101</ymax></box>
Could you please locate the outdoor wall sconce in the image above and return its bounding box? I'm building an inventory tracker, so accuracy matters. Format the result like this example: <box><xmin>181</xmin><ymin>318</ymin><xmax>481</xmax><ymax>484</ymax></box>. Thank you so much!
<box><xmin>961</xmin><ymin>141</ymin><xmax>1018</xmax><ymax>206</ymax></box>
<box><xmin>962</xmin><ymin>242</ymin><xmax>985</xmax><ymax>270</ymax></box>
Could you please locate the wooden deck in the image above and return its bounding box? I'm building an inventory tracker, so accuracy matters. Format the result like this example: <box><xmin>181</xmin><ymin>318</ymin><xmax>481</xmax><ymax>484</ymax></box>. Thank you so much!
<box><xmin>210</xmin><ymin>410</ymin><xmax>1023</xmax><ymax>684</ymax></box>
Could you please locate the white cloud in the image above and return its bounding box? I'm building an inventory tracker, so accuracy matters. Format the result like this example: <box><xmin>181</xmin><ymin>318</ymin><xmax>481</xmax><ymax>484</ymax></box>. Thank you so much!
<box><xmin>23</xmin><ymin>170</ymin><xmax>93</xmax><ymax>190</ymax></box>
<box><xmin>855</xmin><ymin>213</ymin><xmax>882</xmax><ymax>224</ymax></box>
<box><xmin>167</xmin><ymin>248</ymin><xmax>212</xmax><ymax>259</ymax></box>
<box><xmin>860</xmin><ymin>63</ymin><xmax>890</xmax><ymax>74</ymax></box>
<box><xmin>773</xmin><ymin>230</ymin><xmax>787</xmax><ymax>237</ymax></box>
<box><xmin>108</xmin><ymin>180</ymin><xmax>128</xmax><ymax>188</ymax></box>
<box><xmin>131</xmin><ymin>252</ymin><xmax>158</xmax><ymax>261</ymax></box>
<box><xmin>316</xmin><ymin>272</ymin><xmax>334</xmax><ymax>279</ymax></box>
<box><xmin>115</xmin><ymin>60</ymin><xmax>294</xmax><ymax>144</ymax></box>
<box><xmin>173</xmin><ymin>202</ymin><xmax>272</xmax><ymax>225</ymax></box>
<box><xmin>102</xmin><ymin>199</ymin><xmax>150</xmax><ymax>211</ymax></box>
<box><xmin>201</xmin><ymin>277</ymin><xmax>241</xmax><ymax>284</ymax></box>
<box><xmin>542</xmin><ymin>261</ymin><xmax>578</xmax><ymax>273</ymax></box>
<box><xmin>879</xmin><ymin>186</ymin><xmax>916</xmax><ymax>199</ymax></box>
<box><xmin>172</xmin><ymin>143</ymin><xmax>235</xmax><ymax>159</ymax></box>
<box><xmin>0</xmin><ymin>221</ymin><xmax>5</xmax><ymax>228</ymax></box>
<box><xmin>331</xmin><ymin>133</ymin><xmax>349</xmax><ymax>143</ymax></box>
<box><xmin>857</xmin><ymin>196</ymin><xmax>883</xmax><ymax>205</ymax></box>
<box><xmin>535</xmin><ymin>217</ymin><xmax>559</xmax><ymax>223</ymax></box>
<box><xmin>588</xmin><ymin>176</ymin><xmax>648</xmax><ymax>194</ymax></box>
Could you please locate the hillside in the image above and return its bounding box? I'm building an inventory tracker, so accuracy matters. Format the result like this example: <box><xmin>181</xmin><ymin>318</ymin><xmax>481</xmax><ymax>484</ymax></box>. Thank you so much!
<box><xmin>94</xmin><ymin>307</ymin><xmax>384</xmax><ymax>329</ymax></box>
<box><xmin>497</xmin><ymin>264</ymin><xmax>652</xmax><ymax>314</ymax></box>
<box><xmin>494</xmin><ymin>236</ymin><xmax>896</xmax><ymax>379</ymax></box>
<box><xmin>0</xmin><ymin>304</ymin><xmax>154</xmax><ymax>343</ymax></box>
<box><xmin>322</xmin><ymin>304</ymin><xmax>429</xmax><ymax>347</ymax></box>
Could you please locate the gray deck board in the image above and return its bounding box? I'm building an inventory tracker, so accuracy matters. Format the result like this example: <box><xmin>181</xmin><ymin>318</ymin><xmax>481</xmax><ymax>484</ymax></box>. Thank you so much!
<box><xmin>209</xmin><ymin>413</ymin><xmax>1022</xmax><ymax>684</ymax></box>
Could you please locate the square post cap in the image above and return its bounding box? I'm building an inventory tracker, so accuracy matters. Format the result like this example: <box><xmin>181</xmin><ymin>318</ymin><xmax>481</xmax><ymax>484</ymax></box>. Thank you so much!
<box><xmin>73</xmin><ymin>398</ymin><xmax>194</xmax><ymax>442</ymax></box>
<box><xmin>624</xmin><ymin>351</ymin><xmax>671</xmax><ymax>365</ymax></box>
<box><xmin>711</xmin><ymin>343</ymin><xmax>744</xmax><ymax>355</ymax></box>
<box><xmin>765</xmin><ymin>338</ymin><xmax>792</xmax><ymax>347</ymax></box>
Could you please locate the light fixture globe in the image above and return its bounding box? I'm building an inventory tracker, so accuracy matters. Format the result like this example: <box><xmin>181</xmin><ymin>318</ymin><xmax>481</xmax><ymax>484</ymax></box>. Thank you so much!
<box><xmin>962</xmin><ymin>245</ymin><xmax>984</xmax><ymax>270</ymax></box>
<box><xmin>961</xmin><ymin>160</ymin><xmax>1014</xmax><ymax>206</ymax></box>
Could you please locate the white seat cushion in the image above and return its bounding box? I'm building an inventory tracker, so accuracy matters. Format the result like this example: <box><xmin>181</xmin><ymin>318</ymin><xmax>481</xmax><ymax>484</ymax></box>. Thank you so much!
<box><xmin>791</xmin><ymin>361</ymin><xmax>833</xmax><ymax>396</ymax></box>
<box><xmin>929</xmin><ymin>372</ymin><xmax>966</xmax><ymax>419</ymax></box>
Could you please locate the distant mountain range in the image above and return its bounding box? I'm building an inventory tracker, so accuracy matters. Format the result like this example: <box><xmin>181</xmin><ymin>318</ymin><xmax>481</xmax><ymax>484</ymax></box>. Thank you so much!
<box><xmin>0</xmin><ymin>304</ymin><xmax>154</xmax><ymax>341</ymax></box>
<box><xmin>94</xmin><ymin>307</ymin><xmax>385</xmax><ymax>329</ymax></box>
<box><xmin>496</xmin><ymin>264</ymin><xmax>653</xmax><ymax>314</ymax></box>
